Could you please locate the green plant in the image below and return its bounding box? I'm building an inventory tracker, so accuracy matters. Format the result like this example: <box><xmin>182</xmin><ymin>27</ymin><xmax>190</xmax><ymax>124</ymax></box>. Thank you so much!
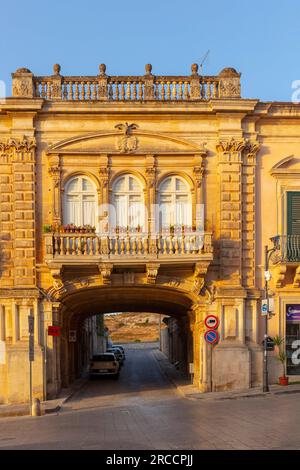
<box><xmin>273</xmin><ymin>335</ymin><xmax>287</xmax><ymax>377</ymax></box>
<box><xmin>43</xmin><ymin>224</ymin><xmax>52</xmax><ymax>233</ymax></box>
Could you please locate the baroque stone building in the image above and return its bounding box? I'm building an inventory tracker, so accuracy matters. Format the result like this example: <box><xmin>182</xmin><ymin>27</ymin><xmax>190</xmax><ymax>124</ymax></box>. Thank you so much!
<box><xmin>0</xmin><ymin>63</ymin><xmax>299</xmax><ymax>403</ymax></box>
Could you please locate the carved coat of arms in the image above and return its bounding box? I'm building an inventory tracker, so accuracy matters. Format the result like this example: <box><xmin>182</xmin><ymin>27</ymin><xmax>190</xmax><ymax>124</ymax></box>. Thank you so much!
<box><xmin>115</xmin><ymin>122</ymin><xmax>138</xmax><ymax>153</ymax></box>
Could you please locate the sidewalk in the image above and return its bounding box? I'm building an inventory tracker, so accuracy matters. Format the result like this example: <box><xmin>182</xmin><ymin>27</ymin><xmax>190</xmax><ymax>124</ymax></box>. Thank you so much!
<box><xmin>153</xmin><ymin>348</ymin><xmax>300</xmax><ymax>401</ymax></box>
<box><xmin>0</xmin><ymin>377</ymin><xmax>87</xmax><ymax>418</ymax></box>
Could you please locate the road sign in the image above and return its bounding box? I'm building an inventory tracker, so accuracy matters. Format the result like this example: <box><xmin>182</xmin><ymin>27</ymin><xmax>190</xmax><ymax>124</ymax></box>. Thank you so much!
<box><xmin>204</xmin><ymin>314</ymin><xmax>219</xmax><ymax>330</ymax></box>
<box><xmin>204</xmin><ymin>329</ymin><xmax>219</xmax><ymax>345</ymax></box>
<box><xmin>48</xmin><ymin>325</ymin><xmax>61</xmax><ymax>337</ymax></box>
<box><xmin>69</xmin><ymin>330</ymin><xmax>77</xmax><ymax>342</ymax></box>
<box><xmin>261</xmin><ymin>298</ymin><xmax>275</xmax><ymax>315</ymax></box>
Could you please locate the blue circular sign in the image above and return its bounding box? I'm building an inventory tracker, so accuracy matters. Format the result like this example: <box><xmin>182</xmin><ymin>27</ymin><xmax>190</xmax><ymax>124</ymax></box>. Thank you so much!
<box><xmin>204</xmin><ymin>329</ymin><xmax>219</xmax><ymax>345</ymax></box>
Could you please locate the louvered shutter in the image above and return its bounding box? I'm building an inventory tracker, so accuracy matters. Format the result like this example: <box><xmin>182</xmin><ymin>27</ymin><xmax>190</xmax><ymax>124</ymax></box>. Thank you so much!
<box><xmin>287</xmin><ymin>192</ymin><xmax>300</xmax><ymax>235</ymax></box>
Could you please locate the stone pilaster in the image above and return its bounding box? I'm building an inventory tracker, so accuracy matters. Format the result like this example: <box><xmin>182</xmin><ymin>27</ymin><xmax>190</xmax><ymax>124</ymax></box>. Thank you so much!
<box><xmin>48</xmin><ymin>155</ymin><xmax>61</xmax><ymax>225</ymax></box>
<box><xmin>216</xmin><ymin>138</ymin><xmax>245</xmax><ymax>286</ymax></box>
<box><xmin>145</xmin><ymin>155</ymin><xmax>156</xmax><ymax>236</ymax></box>
<box><xmin>242</xmin><ymin>141</ymin><xmax>260</xmax><ymax>288</ymax></box>
<box><xmin>0</xmin><ymin>137</ymin><xmax>37</xmax><ymax>287</ymax></box>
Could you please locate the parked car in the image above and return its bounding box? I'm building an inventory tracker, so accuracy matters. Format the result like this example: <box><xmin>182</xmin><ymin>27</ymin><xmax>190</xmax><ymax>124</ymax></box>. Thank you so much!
<box><xmin>107</xmin><ymin>347</ymin><xmax>124</xmax><ymax>365</ymax></box>
<box><xmin>89</xmin><ymin>353</ymin><xmax>120</xmax><ymax>379</ymax></box>
<box><xmin>112</xmin><ymin>345</ymin><xmax>126</xmax><ymax>359</ymax></box>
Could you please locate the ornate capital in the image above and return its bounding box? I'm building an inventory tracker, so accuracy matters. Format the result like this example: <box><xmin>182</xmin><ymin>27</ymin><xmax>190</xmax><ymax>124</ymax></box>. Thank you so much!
<box><xmin>145</xmin><ymin>167</ymin><xmax>156</xmax><ymax>188</ymax></box>
<box><xmin>99</xmin><ymin>167</ymin><xmax>110</xmax><ymax>187</ymax></box>
<box><xmin>193</xmin><ymin>164</ymin><xmax>204</xmax><ymax>187</ymax></box>
<box><xmin>216</xmin><ymin>137</ymin><xmax>246</xmax><ymax>153</ymax></box>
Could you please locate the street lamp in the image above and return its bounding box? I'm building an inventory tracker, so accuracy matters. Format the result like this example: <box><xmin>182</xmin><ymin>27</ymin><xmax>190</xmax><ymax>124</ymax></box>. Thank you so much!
<box><xmin>262</xmin><ymin>236</ymin><xmax>280</xmax><ymax>393</ymax></box>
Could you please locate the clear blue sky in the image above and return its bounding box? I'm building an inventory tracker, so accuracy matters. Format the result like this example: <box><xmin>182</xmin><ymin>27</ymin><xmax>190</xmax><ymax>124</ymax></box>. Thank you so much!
<box><xmin>1</xmin><ymin>0</ymin><xmax>300</xmax><ymax>101</ymax></box>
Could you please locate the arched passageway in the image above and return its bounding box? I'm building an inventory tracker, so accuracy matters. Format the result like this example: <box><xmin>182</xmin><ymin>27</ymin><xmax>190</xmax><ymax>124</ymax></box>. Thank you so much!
<box><xmin>53</xmin><ymin>286</ymin><xmax>195</xmax><ymax>394</ymax></box>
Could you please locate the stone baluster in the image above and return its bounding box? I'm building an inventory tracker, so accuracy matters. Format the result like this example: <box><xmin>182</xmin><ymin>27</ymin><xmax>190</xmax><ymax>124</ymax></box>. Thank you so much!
<box><xmin>80</xmin><ymin>81</ymin><xmax>85</xmax><ymax>100</ymax></box>
<box><xmin>91</xmin><ymin>82</ymin><xmax>97</xmax><ymax>100</ymax></box>
<box><xmin>47</xmin><ymin>81</ymin><xmax>51</xmax><ymax>99</ymax></box>
<box><xmin>132</xmin><ymin>82</ymin><xmax>137</xmax><ymax>100</ymax></box>
<box><xmin>68</xmin><ymin>81</ymin><xmax>73</xmax><ymax>100</ymax></box>
<box><xmin>183</xmin><ymin>81</ymin><xmax>189</xmax><ymax>99</ymax></box>
<box><xmin>74</xmin><ymin>82</ymin><xmax>79</xmax><ymax>100</ymax></box>
<box><xmin>138</xmin><ymin>81</ymin><xmax>143</xmax><ymax>100</ymax></box>
<box><xmin>172</xmin><ymin>81</ymin><xmax>177</xmax><ymax>99</ymax></box>
<box><xmin>166</xmin><ymin>81</ymin><xmax>171</xmax><ymax>100</ymax></box>
<box><xmin>126</xmin><ymin>81</ymin><xmax>131</xmax><ymax>100</ymax></box>
<box><xmin>120</xmin><ymin>82</ymin><xmax>125</xmax><ymax>100</ymax></box>
<box><xmin>178</xmin><ymin>81</ymin><xmax>183</xmax><ymax>100</ymax></box>
<box><xmin>160</xmin><ymin>82</ymin><xmax>165</xmax><ymax>100</ymax></box>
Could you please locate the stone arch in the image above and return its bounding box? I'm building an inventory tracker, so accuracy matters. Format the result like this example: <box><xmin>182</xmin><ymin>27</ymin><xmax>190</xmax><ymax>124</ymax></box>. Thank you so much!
<box><xmin>156</xmin><ymin>171</ymin><xmax>195</xmax><ymax>192</ymax></box>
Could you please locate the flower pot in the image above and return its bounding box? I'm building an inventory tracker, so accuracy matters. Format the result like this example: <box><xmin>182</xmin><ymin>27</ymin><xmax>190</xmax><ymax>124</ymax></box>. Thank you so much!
<box><xmin>279</xmin><ymin>376</ymin><xmax>289</xmax><ymax>386</ymax></box>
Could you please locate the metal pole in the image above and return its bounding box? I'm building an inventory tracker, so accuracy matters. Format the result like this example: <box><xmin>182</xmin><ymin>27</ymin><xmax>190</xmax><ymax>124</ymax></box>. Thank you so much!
<box><xmin>263</xmin><ymin>245</ymin><xmax>269</xmax><ymax>393</ymax></box>
<box><xmin>44</xmin><ymin>328</ymin><xmax>47</xmax><ymax>401</ymax></box>
<box><xmin>29</xmin><ymin>357</ymin><xmax>33</xmax><ymax>415</ymax></box>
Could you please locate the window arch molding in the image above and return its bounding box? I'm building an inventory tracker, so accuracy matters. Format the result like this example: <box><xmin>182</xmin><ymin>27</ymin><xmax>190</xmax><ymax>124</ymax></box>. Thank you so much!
<box><xmin>109</xmin><ymin>170</ymin><xmax>147</xmax><ymax>193</ymax></box>
<box><xmin>156</xmin><ymin>171</ymin><xmax>194</xmax><ymax>193</ymax></box>
<box><xmin>61</xmin><ymin>171</ymin><xmax>100</xmax><ymax>193</ymax></box>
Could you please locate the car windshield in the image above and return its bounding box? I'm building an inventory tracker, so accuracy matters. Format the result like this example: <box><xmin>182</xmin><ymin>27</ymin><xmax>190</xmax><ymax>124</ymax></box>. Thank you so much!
<box><xmin>92</xmin><ymin>354</ymin><xmax>115</xmax><ymax>361</ymax></box>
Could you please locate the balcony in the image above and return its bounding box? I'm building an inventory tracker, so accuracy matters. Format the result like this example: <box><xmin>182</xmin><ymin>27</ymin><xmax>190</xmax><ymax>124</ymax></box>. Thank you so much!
<box><xmin>277</xmin><ymin>235</ymin><xmax>300</xmax><ymax>262</ymax></box>
<box><xmin>44</xmin><ymin>231</ymin><xmax>213</xmax><ymax>267</ymax></box>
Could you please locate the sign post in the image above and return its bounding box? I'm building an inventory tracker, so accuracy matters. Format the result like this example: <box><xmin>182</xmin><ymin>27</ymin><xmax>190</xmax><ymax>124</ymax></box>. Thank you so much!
<box><xmin>28</xmin><ymin>314</ymin><xmax>34</xmax><ymax>416</ymax></box>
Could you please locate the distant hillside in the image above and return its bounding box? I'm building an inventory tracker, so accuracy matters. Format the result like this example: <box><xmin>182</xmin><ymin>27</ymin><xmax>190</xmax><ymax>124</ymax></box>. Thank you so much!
<box><xmin>104</xmin><ymin>312</ymin><xmax>166</xmax><ymax>343</ymax></box>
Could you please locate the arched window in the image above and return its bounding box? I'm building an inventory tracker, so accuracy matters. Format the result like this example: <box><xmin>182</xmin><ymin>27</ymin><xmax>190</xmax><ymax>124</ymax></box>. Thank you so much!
<box><xmin>112</xmin><ymin>174</ymin><xmax>144</xmax><ymax>230</ymax></box>
<box><xmin>63</xmin><ymin>176</ymin><xmax>97</xmax><ymax>228</ymax></box>
<box><xmin>159</xmin><ymin>176</ymin><xmax>192</xmax><ymax>229</ymax></box>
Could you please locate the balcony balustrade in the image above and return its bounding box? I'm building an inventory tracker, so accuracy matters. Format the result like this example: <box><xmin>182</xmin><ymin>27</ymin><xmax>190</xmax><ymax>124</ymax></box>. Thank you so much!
<box><xmin>44</xmin><ymin>231</ymin><xmax>213</xmax><ymax>264</ymax></box>
<box><xmin>12</xmin><ymin>64</ymin><xmax>241</xmax><ymax>101</ymax></box>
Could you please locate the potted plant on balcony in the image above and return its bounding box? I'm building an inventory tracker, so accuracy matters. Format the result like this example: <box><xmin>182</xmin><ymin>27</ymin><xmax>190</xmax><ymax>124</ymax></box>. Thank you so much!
<box><xmin>43</xmin><ymin>224</ymin><xmax>52</xmax><ymax>233</ymax></box>
<box><xmin>273</xmin><ymin>335</ymin><xmax>289</xmax><ymax>386</ymax></box>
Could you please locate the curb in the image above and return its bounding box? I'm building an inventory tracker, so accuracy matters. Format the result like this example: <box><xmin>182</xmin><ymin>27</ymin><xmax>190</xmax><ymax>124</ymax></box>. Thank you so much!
<box><xmin>0</xmin><ymin>378</ymin><xmax>88</xmax><ymax>419</ymax></box>
<box><xmin>152</xmin><ymin>349</ymin><xmax>300</xmax><ymax>402</ymax></box>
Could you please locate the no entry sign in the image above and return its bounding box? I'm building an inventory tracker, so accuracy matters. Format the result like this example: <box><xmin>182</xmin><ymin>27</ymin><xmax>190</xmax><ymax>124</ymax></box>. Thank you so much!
<box><xmin>204</xmin><ymin>329</ymin><xmax>219</xmax><ymax>345</ymax></box>
<box><xmin>204</xmin><ymin>314</ymin><xmax>219</xmax><ymax>330</ymax></box>
<box><xmin>48</xmin><ymin>325</ymin><xmax>61</xmax><ymax>337</ymax></box>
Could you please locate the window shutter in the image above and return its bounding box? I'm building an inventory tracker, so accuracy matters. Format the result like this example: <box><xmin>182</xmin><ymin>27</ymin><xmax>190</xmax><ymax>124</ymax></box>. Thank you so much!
<box><xmin>287</xmin><ymin>192</ymin><xmax>300</xmax><ymax>235</ymax></box>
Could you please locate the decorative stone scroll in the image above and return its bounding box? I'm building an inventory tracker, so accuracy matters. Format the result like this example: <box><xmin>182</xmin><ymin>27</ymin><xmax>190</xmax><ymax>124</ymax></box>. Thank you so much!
<box><xmin>98</xmin><ymin>263</ymin><xmax>113</xmax><ymax>285</ymax></box>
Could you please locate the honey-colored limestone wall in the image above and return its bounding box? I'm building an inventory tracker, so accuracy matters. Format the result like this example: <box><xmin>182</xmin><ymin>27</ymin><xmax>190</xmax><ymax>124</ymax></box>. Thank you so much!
<box><xmin>0</xmin><ymin>67</ymin><xmax>300</xmax><ymax>402</ymax></box>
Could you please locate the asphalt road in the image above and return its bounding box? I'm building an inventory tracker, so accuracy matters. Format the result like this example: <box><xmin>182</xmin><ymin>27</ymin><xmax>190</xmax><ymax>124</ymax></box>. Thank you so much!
<box><xmin>0</xmin><ymin>343</ymin><xmax>300</xmax><ymax>450</ymax></box>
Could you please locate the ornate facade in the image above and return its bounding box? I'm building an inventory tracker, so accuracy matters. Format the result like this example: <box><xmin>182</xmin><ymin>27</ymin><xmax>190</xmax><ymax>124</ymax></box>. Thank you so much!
<box><xmin>0</xmin><ymin>64</ymin><xmax>300</xmax><ymax>403</ymax></box>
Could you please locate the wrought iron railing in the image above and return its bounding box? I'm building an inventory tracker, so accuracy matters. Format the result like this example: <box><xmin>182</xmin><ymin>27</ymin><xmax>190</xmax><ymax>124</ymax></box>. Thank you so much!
<box><xmin>277</xmin><ymin>235</ymin><xmax>300</xmax><ymax>262</ymax></box>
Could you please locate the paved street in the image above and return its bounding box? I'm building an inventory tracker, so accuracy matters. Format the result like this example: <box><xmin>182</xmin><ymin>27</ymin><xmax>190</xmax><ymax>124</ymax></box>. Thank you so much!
<box><xmin>0</xmin><ymin>343</ymin><xmax>300</xmax><ymax>450</ymax></box>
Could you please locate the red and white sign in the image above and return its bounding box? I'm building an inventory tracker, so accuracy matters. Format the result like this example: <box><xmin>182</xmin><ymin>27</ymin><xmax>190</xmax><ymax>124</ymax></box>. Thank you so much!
<box><xmin>204</xmin><ymin>314</ymin><xmax>219</xmax><ymax>330</ymax></box>
<box><xmin>48</xmin><ymin>325</ymin><xmax>61</xmax><ymax>337</ymax></box>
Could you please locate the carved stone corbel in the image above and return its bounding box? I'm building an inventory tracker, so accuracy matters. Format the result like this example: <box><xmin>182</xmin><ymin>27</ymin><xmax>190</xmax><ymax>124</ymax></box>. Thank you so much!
<box><xmin>146</xmin><ymin>263</ymin><xmax>160</xmax><ymax>284</ymax></box>
<box><xmin>293</xmin><ymin>266</ymin><xmax>300</xmax><ymax>288</ymax></box>
<box><xmin>192</xmin><ymin>262</ymin><xmax>210</xmax><ymax>295</ymax></box>
<box><xmin>50</xmin><ymin>265</ymin><xmax>64</xmax><ymax>290</ymax></box>
<box><xmin>275</xmin><ymin>264</ymin><xmax>287</xmax><ymax>288</ymax></box>
<box><xmin>98</xmin><ymin>263</ymin><xmax>113</xmax><ymax>285</ymax></box>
